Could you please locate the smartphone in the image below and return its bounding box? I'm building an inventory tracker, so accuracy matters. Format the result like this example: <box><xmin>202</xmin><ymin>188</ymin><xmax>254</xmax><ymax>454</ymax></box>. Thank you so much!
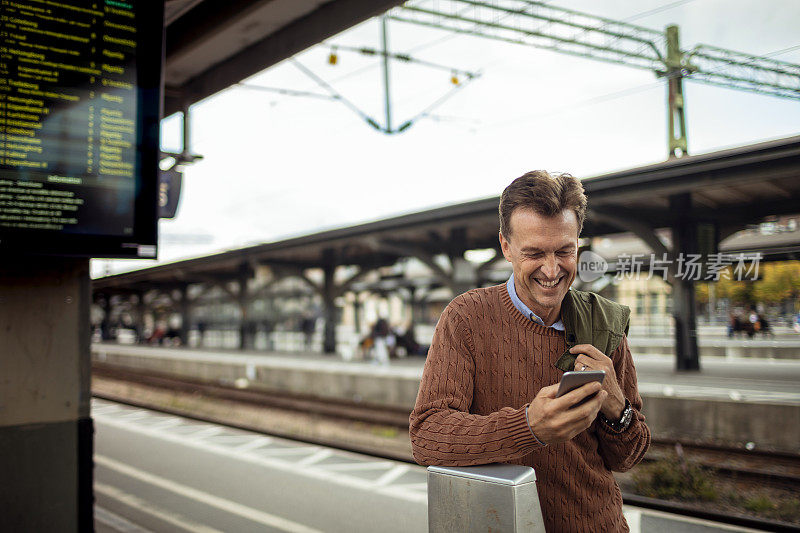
<box><xmin>556</xmin><ymin>370</ymin><xmax>606</xmax><ymax>405</ymax></box>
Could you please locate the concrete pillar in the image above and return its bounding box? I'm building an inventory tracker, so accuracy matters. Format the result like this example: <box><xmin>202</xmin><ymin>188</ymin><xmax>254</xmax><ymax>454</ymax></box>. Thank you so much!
<box><xmin>238</xmin><ymin>273</ymin><xmax>251</xmax><ymax>351</ymax></box>
<box><xmin>673</xmin><ymin>277</ymin><xmax>700</xmax><ymax>370</ymax></box>
<box><xmin>450</xmin><ymin>256</ymin><xmax>478</xmax><ymax>296</ymax></box>
<box><xmin>353</xmin><ymin>292</ymin><xmax>362</xmax><ymax>334</ymax></box>
<box><xmin>707</xmin><ymin>283</ymin><xmax>716</xmax><ymax>323</ymax></box>
<box><xmin>135</xmin><ymin>291</ymin><xmax>147</xmax><ymax>344</ymax></box>
<box><xmin>670</xmin><ymin>193</ymin><xmax>700</xmax><ymax>371</ymax></box>
<box><xmin>407</xmin><ymin>286</ymin><xmax>416</xmax><ymax>332</ymax></box>
<box><xmin>179</xmin><ymin>283</ymin><xmax>191</xmax><ymax>347</ymax></box>
<box><xmin>0</xmin><ymin>258</ymin><xmax>93</xmax><ymax>532</ymax></box>
<box><xmin>322</xmin><ymin>263</ymin><xmax>337</xmax><ymax>354</ymax></box>
<box><xmin>97</xmin><ymin>293</ymin><xmax>112</xmax><ymax>341</ymax></box>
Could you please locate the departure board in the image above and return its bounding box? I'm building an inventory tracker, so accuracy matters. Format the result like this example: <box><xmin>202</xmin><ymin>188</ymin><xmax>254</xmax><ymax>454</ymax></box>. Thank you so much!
<box><xmin>0</xmin><ymin>0</ymin><xmax>163</xmax><ymax>257</ymax></box>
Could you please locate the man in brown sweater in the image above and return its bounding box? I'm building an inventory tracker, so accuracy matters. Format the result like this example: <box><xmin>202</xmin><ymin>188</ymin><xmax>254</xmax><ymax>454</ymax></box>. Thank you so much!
<box><xmin>409</xmin><ymin>171</ymin><xmax>650</xmax><ymax>532</ymax></box>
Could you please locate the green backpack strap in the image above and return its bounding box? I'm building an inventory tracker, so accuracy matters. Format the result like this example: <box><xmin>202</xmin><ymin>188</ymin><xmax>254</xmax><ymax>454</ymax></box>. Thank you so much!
<box><xmin>554</xmin><ymin>350</ymin><xmax>578</xmax><ymax>373</ymax></box>
<box><xmin>554</xmin><ymin>290</ymin><xmax>592</xmax><ymax>372</ymax></box>
<box><xmin>554</xmin><ymin>289</ymin><xmax>631</xmax><ymax>372</ymax></box>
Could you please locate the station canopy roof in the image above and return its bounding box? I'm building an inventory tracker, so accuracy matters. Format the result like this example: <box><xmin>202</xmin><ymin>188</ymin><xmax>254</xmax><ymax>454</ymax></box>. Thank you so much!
<box><xmin>93</xmin><ymin>135</ymin><xmax>800</xmax><ymax>291</ymax></box>
<box><xmin>163</xmin><ymin>0</ymin><xmax>403</xmax><ymax>117</ymax></box>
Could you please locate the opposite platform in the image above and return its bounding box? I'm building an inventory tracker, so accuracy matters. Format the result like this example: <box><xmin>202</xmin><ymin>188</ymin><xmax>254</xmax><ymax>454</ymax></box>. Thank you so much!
<box><xmin>92</xmin><ymin>343</ymin><xmax>800</xmax><ymax>454</ymax></box>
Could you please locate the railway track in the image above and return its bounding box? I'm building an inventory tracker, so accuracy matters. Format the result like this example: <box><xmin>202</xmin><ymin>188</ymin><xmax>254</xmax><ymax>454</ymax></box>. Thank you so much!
<box><xmin>92</xmin><ymin>364</ymin><xmax>411</xmax><ymax>428</ymax></box>
<box><xmin>93</xmin><ymin>364</ymin><xmax>800</xmax><ymax>532</ymax></box>
<box><xmin>646</xmin><ymin>440</ymin><xmax>800</xmax><ymax>488</ymax></box>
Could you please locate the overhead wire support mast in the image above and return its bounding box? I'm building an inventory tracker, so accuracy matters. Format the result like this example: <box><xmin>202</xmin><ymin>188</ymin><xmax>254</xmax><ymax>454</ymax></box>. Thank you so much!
<box><xmin>382</xmin><ymin>15</ymin><xmax>393</xmax><ymax>133</ymax></box>
<box><xmin>391</xmin><ymin>0</ymin><xmax>800</xmax><ymax>157</ymax></box>
<box><xmin>290</xmin><ymin>17</ymin><xmax>480</xmax><ymax>135</ymax></box>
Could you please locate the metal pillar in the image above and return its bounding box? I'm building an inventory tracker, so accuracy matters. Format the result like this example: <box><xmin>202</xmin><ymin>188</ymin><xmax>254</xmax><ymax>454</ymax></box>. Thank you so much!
<box><xmin>0</xmin><ymin>258</ymin><xmax>93</xmax><ymax>531</ymax></box>
<box><xmin>237</xmin><ymin>268</ymin><xmax>251</xmax><ymax>350</ymax></box>
<box><xmin>179</xmin><ymin>283</ymin><xmax>191</xmax><ymax>347</ymax></box>
<box><xmin>381</xmin><ymin>16</ymin><xmax>392</xmax><ymax>133</ymax></box>
<box><xmin>670</xmin><ymin>193</ymin><xmax>700</xmax><ymax>371</ymax></box>
<box><xmin>665</xmin><ymin>25</ymin><xmax>688</xmax><ymax>158</ymax></box>
<box><xmin>182</xmin><ymin>102</ymin><xmax>191</xmax><ymax>157</ymax></box>
<box><xmin>322</xmin><ymin>263</ymin><xmax>337</xmax><ymax>354</ymax></box>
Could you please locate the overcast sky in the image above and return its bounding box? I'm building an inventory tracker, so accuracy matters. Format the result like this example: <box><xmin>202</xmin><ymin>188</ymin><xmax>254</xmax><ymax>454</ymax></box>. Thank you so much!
<box><xmin>92</xmin><ymin>0</ymin><xmax>800</xmax><ymax>277</ymax></box>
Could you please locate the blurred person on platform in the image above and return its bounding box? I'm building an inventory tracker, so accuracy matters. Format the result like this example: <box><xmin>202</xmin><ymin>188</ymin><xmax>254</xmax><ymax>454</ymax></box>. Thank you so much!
<box><xmin>371</xmin><ymin>318</ymin><xmax>393</xmax><ymax>365</ymax></box>
<box><xmin>410</xmin><ymin>171</ymin><xmax>650</xmax><ymax>532</ymax></box>
<box><xmin>727</xmin><ymin>312</ymin><xmax>737</xmax><ymax>338</ymax></box>
<box><xmin>395</xmin><ymin>322</ymin><xmax>425</xmax><ymax>357</ymax></box>
<box><xmin>756</xmin><ymin>312</ymin><xmax>773</xmax><ymax>338</ymax></box>
<box><xmin>301</xmin><ymin>314</ymin><xmax>316</xmax><ymax>350</ymax></box>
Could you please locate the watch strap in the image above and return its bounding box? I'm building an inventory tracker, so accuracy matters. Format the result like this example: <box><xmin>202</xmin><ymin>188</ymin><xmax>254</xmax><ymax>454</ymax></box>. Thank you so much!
<box><xmin>599</xmin><ymin>398</ymin><xmax>633</xmax><ymax>433</ymax></box>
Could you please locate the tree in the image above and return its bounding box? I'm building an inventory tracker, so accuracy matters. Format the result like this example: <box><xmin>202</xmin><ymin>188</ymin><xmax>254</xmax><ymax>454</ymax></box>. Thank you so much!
<box><xmin>753</xmin><ymin>262</ymin><xmax>800</xmax><ymax>304</ymax></box>
<box><xmin>699</xmin><ymin>261</ymin><xmax>800</xmax><ymax>308</ymax></box>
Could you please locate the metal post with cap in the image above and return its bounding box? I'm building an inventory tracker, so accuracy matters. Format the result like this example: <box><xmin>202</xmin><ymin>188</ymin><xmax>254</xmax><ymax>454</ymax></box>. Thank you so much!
<box><xmin>427</xmin><ymin>463</ymin><xmax>546</xmax><ymax>533</ymax></box>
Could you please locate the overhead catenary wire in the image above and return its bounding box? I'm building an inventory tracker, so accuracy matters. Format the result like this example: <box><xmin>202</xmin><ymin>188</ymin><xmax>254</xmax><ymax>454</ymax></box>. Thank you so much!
<box><xmin>235</xmin><ymin>83</ymin><xmax>338</xmax><ymax>101</ymax></box>
<box><xmin>288</xmin><ymin>35</ymin><xmax>482</xmax><ymax>133</ymax></box>
<box><xmin>623</xmin><ymin>0</ymin><xmax>698</xmax><ymax>22</ymax></box>
<box><xmin>321</xmin><ymin>43</ymin><xmax>478</xmax><ymax>79</ymax></box>
<box><xmin>235</xmin><ymin>1</ymin><xmax>798</xmax><ymax>134</ymax></box>
<box><xmin>479</xmin><ymin>78</ymin><xmax>666</xmax><ymax>130</ymax></box>
<box><xmin>324</xmin><ymin>0</ymin><xmax>526</xmax><ymax>85</ymax></box>
<box><xmin>245</xmin><ymin>1</ymin><xmax>705</xmax><ymax>132</ymax></box>
<box><xmin>290</xmin><ymin>59</ymin><xmax>382</xmax><ymax>130</ymax></box>
<box><xmin>480</xmin><ymin>37</ymin><xmax>800</xmax><ymax>132</ymax></box>
<box><xmin>394</xmin><ymin>0</ymin><xmax>800</xmax><ymax>97</ymax></box>
<box><xmin>763</xmin><ymin>43</ymin><xmax>800</xmax><ymax>59</ymax></box>
<box><xmin>286</xmin><ymin>2</ymin><xmax>554</xmax><ymax>129</ymax></box>
<box><xmin>301</xmin><ymin>2</ymin><xmax>497</xmax><ymax>93</ymax></box>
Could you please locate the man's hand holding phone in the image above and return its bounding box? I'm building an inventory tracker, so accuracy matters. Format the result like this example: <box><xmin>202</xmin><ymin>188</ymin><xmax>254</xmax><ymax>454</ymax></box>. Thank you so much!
<box><xmin>570</xmin><ymin>344</ymin><xmax>626</xmax><ymax>420</ymax></box>
<box><xmin>527</xmin><ymin>378</ymin><xmax>607</xmax><ymax>445</ymax></box>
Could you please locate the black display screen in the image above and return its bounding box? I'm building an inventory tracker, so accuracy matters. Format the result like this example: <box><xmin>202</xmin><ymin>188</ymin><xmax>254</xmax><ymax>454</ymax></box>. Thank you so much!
<box><xmin>0</xmin><ymin>0</ymin><xmax>163</xmax><ymax>257</ymax></box>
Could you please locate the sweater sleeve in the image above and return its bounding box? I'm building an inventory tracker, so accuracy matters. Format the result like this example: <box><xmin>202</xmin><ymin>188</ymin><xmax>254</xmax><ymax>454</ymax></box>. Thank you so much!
<box><xmin>594</xmin><ymin>334</ymin><xmax>651</xmax><ymax>472</ymax></box>
<box><xmin>409</xmin><ymin>302</ymin><xmax>543</xmax><ymax>466</ymax></box>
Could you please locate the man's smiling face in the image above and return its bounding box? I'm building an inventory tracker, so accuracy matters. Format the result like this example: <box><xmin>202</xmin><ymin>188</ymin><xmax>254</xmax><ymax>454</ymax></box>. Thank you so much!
<box><xmin>499</xmin><ymin>208</ymin><xmax>579</xmax><ymax>326</ymax></box>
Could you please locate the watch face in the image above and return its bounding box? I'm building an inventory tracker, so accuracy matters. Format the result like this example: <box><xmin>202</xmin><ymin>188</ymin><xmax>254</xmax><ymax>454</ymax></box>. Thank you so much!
<box><xmin>621</xmin><ymin>406</ymin><xmax>633</xmax><ymax>426</ymax></box>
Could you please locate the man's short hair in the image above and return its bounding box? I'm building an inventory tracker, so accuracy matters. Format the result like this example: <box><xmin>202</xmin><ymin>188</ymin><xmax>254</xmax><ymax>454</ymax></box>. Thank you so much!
<box><xmin>499</xmin><ymin>170</ymin><xmax>588</xmax><ymax>239</ymax></box>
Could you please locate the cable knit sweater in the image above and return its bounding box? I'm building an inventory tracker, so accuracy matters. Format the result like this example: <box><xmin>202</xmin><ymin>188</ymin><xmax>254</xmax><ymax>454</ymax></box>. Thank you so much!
<box><xmin>409</xmin><ymin>284</ymin><xmax>650</xmax><ymax>533</ymax></box>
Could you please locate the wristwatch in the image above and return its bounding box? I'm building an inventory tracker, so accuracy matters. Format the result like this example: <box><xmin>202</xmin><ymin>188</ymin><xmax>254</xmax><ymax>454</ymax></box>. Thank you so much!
<box><xmin>600</xmin><ymin>399</ymin><xmax>633</xmax><ymax>432</ymax></box>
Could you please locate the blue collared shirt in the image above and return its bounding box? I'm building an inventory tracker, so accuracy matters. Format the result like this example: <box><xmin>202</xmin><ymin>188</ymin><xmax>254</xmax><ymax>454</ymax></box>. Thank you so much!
<box><xmin>506</xmin><ymin>273</ymin><xmax>565</xmax><ymax>331</ymax></box>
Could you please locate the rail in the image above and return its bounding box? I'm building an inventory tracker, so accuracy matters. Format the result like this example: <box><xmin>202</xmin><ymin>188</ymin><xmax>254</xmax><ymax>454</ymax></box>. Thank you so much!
<box><xmin>93</xmin><ymin>366</ymin><xmax>800</xmax><ymax>531</ymax></box>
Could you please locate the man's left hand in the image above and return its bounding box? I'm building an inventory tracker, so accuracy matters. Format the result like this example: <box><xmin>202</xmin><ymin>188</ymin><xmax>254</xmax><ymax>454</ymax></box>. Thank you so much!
<box><xmin>570</xmin><ymin>344</ymin><xmax>625</xmax><ymax>420</ymax></box>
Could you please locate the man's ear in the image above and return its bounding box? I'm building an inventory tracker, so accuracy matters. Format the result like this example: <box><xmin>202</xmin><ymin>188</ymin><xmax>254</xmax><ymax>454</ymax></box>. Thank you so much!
<box><xmin>499</xmin><ymin>231</ymin><xmax>512</xmax><ymax>263</ymax></box>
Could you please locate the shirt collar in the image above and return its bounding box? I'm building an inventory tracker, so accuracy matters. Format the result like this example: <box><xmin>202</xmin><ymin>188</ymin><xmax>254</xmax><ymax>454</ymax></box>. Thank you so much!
<box><xmin>507</xmin><ymin>273</ymin><xmax>565</xmax><ymax>331</ymax></box>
